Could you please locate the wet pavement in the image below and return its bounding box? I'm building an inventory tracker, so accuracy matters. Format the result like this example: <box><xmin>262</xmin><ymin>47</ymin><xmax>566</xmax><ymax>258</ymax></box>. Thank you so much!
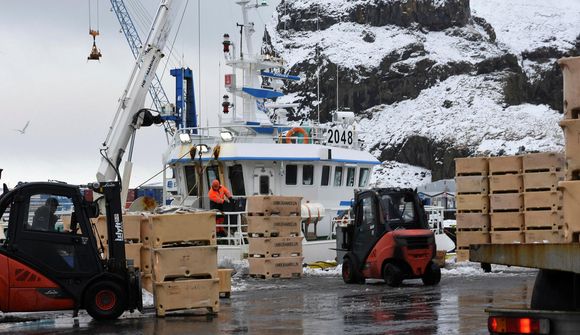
<box><xmin>0</xmin><ymin>265</ymin><xmax>537</xmax><ymax>335</ymax></box>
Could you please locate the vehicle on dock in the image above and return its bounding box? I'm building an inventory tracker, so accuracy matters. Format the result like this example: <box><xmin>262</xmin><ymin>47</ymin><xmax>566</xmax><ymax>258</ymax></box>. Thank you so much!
<box><xmin>337</xmin><ymin>188</ymin><xmax>441</xmax><ymax>286</ymax></box>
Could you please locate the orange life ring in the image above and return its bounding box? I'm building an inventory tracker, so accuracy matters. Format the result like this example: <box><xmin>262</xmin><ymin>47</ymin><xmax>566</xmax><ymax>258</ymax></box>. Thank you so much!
<box><xmin>285</xmin><ymin>127</ymin><xmax>310</xmax><ymax>144</ymax></box>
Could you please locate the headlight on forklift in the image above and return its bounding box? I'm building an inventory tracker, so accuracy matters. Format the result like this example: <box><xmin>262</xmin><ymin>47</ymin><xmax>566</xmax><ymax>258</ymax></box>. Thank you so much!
<box><xmin>488</xmin><ymin>316</ymin><xmax>550</xmax><ymax>334</ymax></box>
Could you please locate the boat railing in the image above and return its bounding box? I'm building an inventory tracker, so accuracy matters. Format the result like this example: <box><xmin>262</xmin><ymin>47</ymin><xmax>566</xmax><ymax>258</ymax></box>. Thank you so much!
<box><xmin>425</xmin><ymin>205</ymin><xmax>445</xmax><ymax>233</ymax></box>
<box><xmin>216</xmin><ymin>211</ymin><xmax>248</xmax><ymax>246</ymax></box>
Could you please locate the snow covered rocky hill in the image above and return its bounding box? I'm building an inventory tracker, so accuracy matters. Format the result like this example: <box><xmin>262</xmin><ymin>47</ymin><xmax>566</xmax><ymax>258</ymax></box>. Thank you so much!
<box><xmin>263</xmin><ymin>0</ymin><xmax>580</xmax><ymax>184</ymax></box>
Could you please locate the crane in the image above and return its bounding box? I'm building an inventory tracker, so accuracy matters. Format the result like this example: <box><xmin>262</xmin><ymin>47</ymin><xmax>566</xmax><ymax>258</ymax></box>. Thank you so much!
<box><xmin>109</xmin><ymin>0</ymin><xmax>170</xmax><ymax>112</ymax></box>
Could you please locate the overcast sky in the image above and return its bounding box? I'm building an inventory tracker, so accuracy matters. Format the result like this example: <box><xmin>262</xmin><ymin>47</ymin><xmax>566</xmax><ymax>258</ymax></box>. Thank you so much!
<box><xmin>0</xmin><ymin>0</ymin><xmax>280</xmax><ymax>188</ymax></box>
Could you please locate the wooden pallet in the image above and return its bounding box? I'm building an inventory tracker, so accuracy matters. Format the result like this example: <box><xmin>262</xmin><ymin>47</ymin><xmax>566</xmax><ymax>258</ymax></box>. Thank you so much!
<box><xmin>489</xmin><ymin>156</ymin><xmax>522</xmax><ymax>175</ymax></box>
<box><xmin>523</xmin><ymin>191</ymin><xmax>562</xmax><ymax>211</ymax></box>
<box><xmin>522</xmin><ymin>152</ymin><xmax>564</xmax><ymax>173</ymax></box>
<box><xmin>246</xmin><ymin>216</ymin><xmax>302</xmax><ymax>237</ymax></box>
<box><xmin>151</xmin><ymin>245</ymin><xmax>218</xmax><ymax>282</ymax></box>
<box><xmin>490</xmin><ymin>194</ymin><xmax>523</xmax><ymax>212</ymax></box>
<box><xmin>456</xmin><ymin>213</ymin><xmax>489</xmax><ymax>231</ymax></box>
<box><xmin>489</xmin><ymin>174</ymin><xmax>522</xmax><ymax>194</ymax></box>
<box><xmin>490</xmin><ymin>212</ymin><xmax>524</xmax><ymax>231</ymax></box>
<box><xmin>246</xmin><ymin>196</ymin><xmax>302</xmax><ymax>216</ymax></box>
<box><xmin>455</xmin><ymin>157</ymin><xmax>489</xmax><ymax>176</ymax></box>
<box><xmin>456</xmin><ymin>176</ymin><xmax>489</xmax><ymax>195</ymax></box>
<box><xmin>248</xmin><ymin>236</ymin><xmax>303</xmax><ymax>258</ymax></box>
<box><xmin>248</xmin><ymin>257</ymin><xmax>303</xmax><ymax>279</ymax></box>
<box><xmin>141</xmin><ymin>212</ymin><xmax>216</xmax><ymax>248</ymax></box>
<box><xmin>154</xmin><ymin>279</ymin><xmax>220</xmax><ymax>317</ymax></box>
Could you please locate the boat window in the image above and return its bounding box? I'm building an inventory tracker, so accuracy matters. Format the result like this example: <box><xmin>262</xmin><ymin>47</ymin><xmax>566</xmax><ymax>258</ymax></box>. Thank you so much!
<box><xmin>184</xmin><ymin>165</ymin><xmax>198</xmax><ymax>196</ymax></box>
<box><xmin>303</xmin><ymin>165</ymin><xmax>314</xmax><ymax>185</ymax></box>
<box><xmin>334</xmin><ymin>166</ymin><xmax>343</xmax><ymax>187</ymax></box>
<box><xmin>321</xmin><ymin>166</ymin><xmax>330</xmax><ymax>186</ymax></box>
<box><xmin>228</xmin><ymin>164</ymin><xmax>246</xmax><ymax>196</ymax></box>
<box><xmin>259</xmin><ymin>176</ymin><xmax>270</xmax><ymax>195</ymax></box>
<box><xmin>286</xmin><ymin>165</ymin><xmax>297</xmax><ymax>185</ymax></box>
<box><xmin>206</xmin><ymin>166</ymin><xmax>219</xmax><ymax>189</ymax></box>
<box><xmin>359</xmin><ymin>168</ymin><xmax>370</xmax><ymax>187</ymax></box>
<box><xmin>346</xmin><ymin>167</ymin><xmax>355</xmax><ymax>187</ymax></box>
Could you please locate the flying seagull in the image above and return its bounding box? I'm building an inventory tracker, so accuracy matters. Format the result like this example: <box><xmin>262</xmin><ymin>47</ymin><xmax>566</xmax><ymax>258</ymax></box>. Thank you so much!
<box><xmin>13</xmin><ymin>121</ymin><xmax>30</xmax><ymax>135</ymax></box>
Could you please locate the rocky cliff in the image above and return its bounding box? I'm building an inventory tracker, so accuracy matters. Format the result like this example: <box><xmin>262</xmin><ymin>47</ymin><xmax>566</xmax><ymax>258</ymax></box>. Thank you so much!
<box><xmin>263</xmin><ymin>0</ymin><xmax>579</xmax><ymax>181</ymax></box>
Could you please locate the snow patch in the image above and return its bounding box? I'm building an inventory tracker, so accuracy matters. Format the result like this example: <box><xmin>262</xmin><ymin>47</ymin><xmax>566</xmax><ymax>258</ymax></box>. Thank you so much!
<box><xmin>369</xmin><ymin>161</ymin><xmax>432</xmax><ymax>189</ymax></box>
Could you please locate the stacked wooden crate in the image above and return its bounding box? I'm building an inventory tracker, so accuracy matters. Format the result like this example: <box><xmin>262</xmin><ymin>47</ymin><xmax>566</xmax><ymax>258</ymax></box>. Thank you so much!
<box><xmin>455</xmin><ymin>157</ymin><xmax>490</xmax><ymax>262</ymax></box>
<box><xmin>140</xmin><ymin>212</ymin><xmax>219</xmax><ymax>316</ymax></box>
<box><xmin>92</xmin><ymin>214</ymin><xmax>143</xmax><ymax>270</ymax></box>
<box><xmin>522</xmin><ymin>153</ymin><xmax>565</xmax><ymax>243</ymax></box>
<box><xmin>558</xmin><ymin>56</ymin><xmax>580</xmax><ymax>243</ymax></box>
<box><xmin>488</xmin><ymin>156</ymin><xmax>525</xmax><ymax>244</ymax></box>
<box><xmin>246</xmin><ymin>196</ymin><xmax>304</xmax><ymax>279</ymax></box>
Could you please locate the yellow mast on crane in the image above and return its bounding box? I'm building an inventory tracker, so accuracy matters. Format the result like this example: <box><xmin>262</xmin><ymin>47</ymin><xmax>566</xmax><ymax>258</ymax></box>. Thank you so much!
<box><xmin>87</xmin><ymin>0</ymin><xmax>102</xmax><ymax>61</ymax></box>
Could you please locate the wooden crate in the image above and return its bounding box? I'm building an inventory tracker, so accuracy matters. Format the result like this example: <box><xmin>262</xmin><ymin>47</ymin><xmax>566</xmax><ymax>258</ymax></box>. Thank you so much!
<box><xmin>455</xmin><ymin>157</ymin><xmax>488</xmax><ymax>176</ymax></box>
<box><xmin>218</xmin><ymin>269</ymin><xmax>233</xmax><ymax>298</ymax></box>
<box><xmin>154</xmin><ymin>278</ymin><xmax>220</xmax><ymax>316</ymax></box>
<box><xmin>246</xmin><ymin>196</ymin><xmax>302</xmax><ymax>216</ymax></box>
<box><xmin>141</xmin><ymin>212</ymin><xmax>216</xmax><ymax>248</ymax></box>
<box><xmin>491</xmin><ymin>231</ymin><xmax>524</xmax><ymax>244</ymax></box>
<box><xmin>246</xmin><ymin>216</ymin><xmax>302</xmax><ymax>237</ymax></box>
<box><xmin>522</xmin><ymin>152</ymin><xmax>564</xmax><ymax>173</ymax></box>
<box><xmin>489</xmin><ymin>174</ymin><xmax>522</xmax><ymax>193</ymax></box>
<box><xmin>152</xmin><ymin>246</ymin><xmax>218</xmax><ymax>282</ymax></box>
<box><xmin>100</xmin><ymin>242</ymin><xmax>142</xmax><ymax>266</ymax></box>
<box><xmin>489</xmin><ymin>156</ymin><xmax>522</xmax><ymax>175</ymax></box>
<box><xmin>141</xmin><ymin>247</ymin><xmax>153</xmax><ymax>274</ymax></box>
<box><xmin>92</xmin><ymin>214</ymin><xmax>143</xmax><ymax>242</ymax></box>
<box><xmin>525</xmin><ymin>230</ymin><xmax>564</xmax><ymax>244</ymax></box>
<box><xmin>490</xmin><ymin>194</ymin><xmax>523</xmax><ymax>212</ymax></box>
<box><xmin>524</xmin><ymin>191</ymin><xmax>562</xmax><ymax>211</ymax></box>
<box><xmin>560</xmin><ymin>180</ymin><xmax>580</xmax><ymax>242</ymax></box>
<box><xmin>558</xmin><ymin>56</ymin><xmax>580</xmax><ymax>119</ymax></box>
<box><xmin>248</xmin><ymin>236</ymin><xmax>303</xmax><ymax>258</ymax></box>
<box><xmin>456</xmin><ymin>195</ymin><xmax>489</xmax><ymax>213</ymax></box>
<box><xmin>523</xmin><ymin>172</ymin><xmax>563</xmax><ymax>192</ymax></box>
<box><xmin>490</xmin><ymin>212</ymin><xmax>524</xmax><ymax>231</ymax></box>
<box><xmin>248</xmin><ymin>257</ymin><xmax>304</xmax><ymax>279</ymax></box>
<box><xmin>456</xmin><ymin>248</ymin><xmax>470</xmax><ymax>262</ymax></box>
<box><xmin>524</xmin><ymin>211</ymin><xmax>563</xmax><ymax>230</ymax></box>
<box><xmin>434</xmin><ymin>250</ymin><xmax>447</xmax><ymax>267</ymax></box>
<box><xmin>560</xmin><ymin>119</ymin><xmax>580</xmax><ymax>177</ymax></box>
<box><xmin>456</xmin><ymin>231</ymin><xmax>490</xmax><ymax>248</ymax></box>
<box><xmin>456</xmin><ymin>176</ymin><xmax>489</xmax><ymax>194</ymax></box>
<box><xmin>456</xmin><ymin>213</ymin><xmax>490</xmax><ymax>231</ymax></box>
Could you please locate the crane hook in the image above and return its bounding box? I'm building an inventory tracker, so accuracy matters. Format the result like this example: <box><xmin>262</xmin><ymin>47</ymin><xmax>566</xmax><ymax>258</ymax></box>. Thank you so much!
<box><xmin>87</xmin><ymin>29</ymin><xmax>102</xmax><ymax>61</ymax></box>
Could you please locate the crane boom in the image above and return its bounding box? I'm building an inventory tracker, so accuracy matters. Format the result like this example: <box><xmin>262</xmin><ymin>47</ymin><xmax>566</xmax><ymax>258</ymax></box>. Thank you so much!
<box><xmin>110</xmin><ymin>0</ymin><xmax>170</xmax><ymax>111</ymax></box>
<box><xmin>96</xmin><ymin>0</ymin><xmax>175</xmax><ymax>183</ymax></box>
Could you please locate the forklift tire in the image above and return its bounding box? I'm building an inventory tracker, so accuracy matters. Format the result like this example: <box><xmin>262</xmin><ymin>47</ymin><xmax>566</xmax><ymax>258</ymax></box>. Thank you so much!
<box><xmin>383</xmin><ymin>263</ymin><xmax>403</xmax><ymax>287</ymax></box>
<box><xmin>342</xmin><ymin>256</ymin><xmax>358</xmax><ymax>284</ymax></box>
<box><xmin>84</xmin><ymin>280</ymin><xmax>127</xmax><ymax>320</ymax></box>
<box><xmin>421</xmin><ymin>262</ymin><xmax>441</xmax><ymax>286</ymax></box>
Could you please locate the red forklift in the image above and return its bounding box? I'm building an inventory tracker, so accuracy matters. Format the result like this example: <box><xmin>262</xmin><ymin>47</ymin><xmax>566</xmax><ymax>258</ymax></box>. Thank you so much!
<box><xmin>0</xmin><ymin>180</ymin><xmax>142</xmax><ymax>320</ymax></box>
<box><xmin>338</xmin><ymin>188</ymin><xmax>441</xmax><ymax>287</ymax></box>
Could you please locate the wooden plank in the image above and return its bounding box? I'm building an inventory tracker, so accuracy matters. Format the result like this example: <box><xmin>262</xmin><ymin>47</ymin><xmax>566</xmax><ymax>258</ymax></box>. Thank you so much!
<box><xmin>490</xmin><ymin>194</ymin><xmax>523</xmax><ymax>212</ymax></box>
<box><xmin>246</xmin><ymin>196</ymin><xmax>302</xmax><ymax>216</ymax></box>
<box><xmin>490</xmin><ymin>212</ymin><xmax>524</xmax><ymax>231</ymax></box>
<box><xmin>522</xmin><ymin>152</ymin><xmax>564</xmax><ymax>172</ymax></box>
<box><xmin>141</xmin><ymin>212</ymin><xmax>216</xmax><ymax>248</ymax></box>
<box><xmin>455</xmin><ymin>157</ymin><xmax>488</xmax><ymax>176</ymax></box>
<box><xmin>523</xmin><ymin>191</ymin><xmax>562</xmax><ymax>211</ymax></box>
<box><xmin>491</xmin><ymin>231</ymin><xmax>524</xmax><ymax>244</ymax></box>
<box><xmin>489</xmin><ymin>174</ymin><xmax>522</xmax><ymax>194</ymax></box>
<box><xmin>248</xmin><ymin>257</ymin><xmax>304</xmax><ymax>279</ymax></box>
<box><xmin>154</xmin><ymin>279</ymin><xmax>220</xmax><ymax>316</ymax></box>
<box><xmin>456</xmin><ymin>213</ymin><xmax>490</xmax><ymax>231</ymax></box>
<box><xmin>456</xmin><ymin>231</ymin><xmax>490</xmax><ymax>248</ymax></box>
<box><xmin>489</xmin><ymin>156</ymin><xmax>522</xmax><ymax>175</ymax></box>
<box><xmin>456</xmin><ymin>176</ymin><xmax>488</xmax><ymax>194</ymax></box>
<box><xmin>248</xmin><ymin>236</ymin><xmax>303</xmax><ymax>258</ymax></box>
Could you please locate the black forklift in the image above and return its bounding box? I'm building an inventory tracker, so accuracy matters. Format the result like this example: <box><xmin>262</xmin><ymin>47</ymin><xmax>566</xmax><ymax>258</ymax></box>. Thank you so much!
<box><xmin>0</xmin><ymin>179</ymin><xmax>142</xmax><ymax>320</ymax></box>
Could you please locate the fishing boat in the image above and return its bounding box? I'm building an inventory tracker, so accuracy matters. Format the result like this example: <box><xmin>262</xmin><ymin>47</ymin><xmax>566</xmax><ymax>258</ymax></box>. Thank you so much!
<box><xmin>161</xmin><ymin>0</ymin><xmax>454</xmax><ymax>263</ymax></box>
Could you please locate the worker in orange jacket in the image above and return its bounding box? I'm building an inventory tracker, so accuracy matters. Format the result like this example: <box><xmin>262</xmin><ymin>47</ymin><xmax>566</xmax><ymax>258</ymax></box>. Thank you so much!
<box><xmin>208</xmin><ymin>179</ymin><xmax>233</xmax><ymax>238</ymax></box>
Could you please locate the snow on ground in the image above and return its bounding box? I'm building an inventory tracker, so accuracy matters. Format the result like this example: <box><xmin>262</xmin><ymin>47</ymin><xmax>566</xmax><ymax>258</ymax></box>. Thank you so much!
<box><xmin>358</xmin><ymin>74</ymin><xmax>564</xmax><ymax>156</ymax></box>
<box><xmin>369</xmin><ymin>161</ymin><xmax>432</xmax><ymax>189</ymax></box>
<box><xmin>471</xmin><ymin>0</ymin><xmax>580</xmax><ymax>55</ymax></box>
